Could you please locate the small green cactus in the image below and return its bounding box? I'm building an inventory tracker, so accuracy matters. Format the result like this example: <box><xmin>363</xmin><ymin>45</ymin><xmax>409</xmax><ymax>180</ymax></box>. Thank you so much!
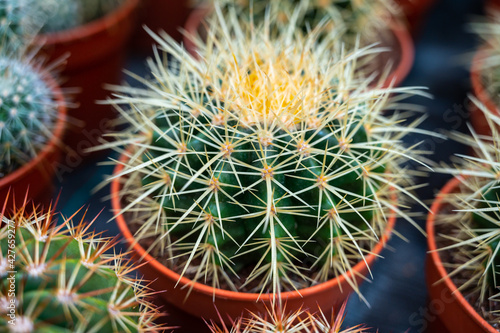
<box><xmin>108</xmin><ymin>8</ymin><xmax>429</xmax><ymax>298</ymax></box>
<box><xmin>0</xmin><ymin>0</ymin><xmax>41</xmax><ymax>52</ymax></box>
<box><xmin>434</xmin><ymin>97</ymin><xmax>500</xmax><ymax>325</ymax></box>
<box><xmin>0</xmin><ymin>55</ymin><xmax>60</xmax><ymax>177</ymax></box>
<box><xmin>0</xmin><ymin>203</ymin><xmax>164</xmax><ymax>332</ymax></box>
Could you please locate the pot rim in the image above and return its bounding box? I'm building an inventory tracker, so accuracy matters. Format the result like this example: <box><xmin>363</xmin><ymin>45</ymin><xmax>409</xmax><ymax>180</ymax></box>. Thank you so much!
<box><xmin>182</xmin><ymin>5</ymin><xmax>414</xmax><ymax>89</ymax></box>
<box><xmin>112</xmin><ymin>150</ymin><xmax>396</xmax><ymax>302</ymax></box>
<box><xmin>35</xmin><ymin>0</ymin><xmax>139</xmax><ymax>45</ymax></box>
<box><xmin>0</xmin><ymin>71</ymin><xmax>67</xmax><ymax>189</ymax></box>
<box><xmin>426</xmin><ymin>176</ymin><xmax>497</xmax><ymax>332</ymax></box>
<box><xmin>470</xmin><ymin>45</ymin><xmax>499</xmax><ymax>117</ymax></box>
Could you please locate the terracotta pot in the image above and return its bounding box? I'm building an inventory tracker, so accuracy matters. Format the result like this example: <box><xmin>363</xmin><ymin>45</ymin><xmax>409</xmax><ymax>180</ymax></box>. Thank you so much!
<box><xmin>131</xmin><ymin>0</ymin><xmax>191</xmax><ymax>54</ymax></box>
<box><xmin>0</xmin><ymin>74</ymin><xmax>67</xmax><ymax>210</ymax></box>
<box><xmin>426</xmin><ymin>176</ymin><xmax>497</xmax><ymax>333</ymax></box>
<box><xmin>33</xmin><ymin>0</ymin><xmax>139</xmax><ymax>155</ymax></box>
<box><xmin>395</xmin><ymin>0</ymin><xmax>435</xmax><ymax>37</ymax></box>
<box><xmin>183</xmin><ymin>6</ymin><xmax>414</xmax><ymax>89</ymax></box>
<box><xmin>470</xmin><ymin>46</ymin><xmax>498</xmax><ymax>137</ymax></box>
<box><xmin>112</xmin><ymin>151</ymin><xmax>396</xmax><ymax>325</ymax></box>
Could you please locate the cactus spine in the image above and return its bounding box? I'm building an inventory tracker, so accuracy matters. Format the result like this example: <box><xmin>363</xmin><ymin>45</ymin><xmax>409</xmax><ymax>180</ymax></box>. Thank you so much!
<box><xmin>0</xmin><ymin>202</ymin><xmax>164</xmax><ymax>332</ymax></box>
<box><xmin>206</xmin><ymin>301</ymin><xmax>371</xmax><ymax>332</ymax></box>
<box><xmin>107</xmin><ymin>7</ymin><xmax>429</xmax><ymax>298</ymax></box>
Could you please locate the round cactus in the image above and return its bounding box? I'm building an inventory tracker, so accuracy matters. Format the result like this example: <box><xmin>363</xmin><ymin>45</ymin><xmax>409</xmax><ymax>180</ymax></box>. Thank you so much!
<box><xmin>0</xmin><ymin>0</ymin><xmax>124</xmax><ymax>36</ymax></box>
<box><xmin>108</xmin><ymin>9</ymin><xmax>429</xmax><ymax>297</ymax></box>
<box><xmin>37</xmin><ymin>0</ymin><xmax>125</xmax><ymax>33</ymax></box>
<box><xmin>0</xmin><ymin>203</ymin><xmax>164</xmax><ymax>332</ymax></box>
<box><xmin>0</xmin><ymin>0</ymin><xmax>42</xmax><ymax>52</ymax></box>
<box><xmin>0</xmin><ymin>55</ymin><xmax>60</xmax><ymax>177</ymax></box>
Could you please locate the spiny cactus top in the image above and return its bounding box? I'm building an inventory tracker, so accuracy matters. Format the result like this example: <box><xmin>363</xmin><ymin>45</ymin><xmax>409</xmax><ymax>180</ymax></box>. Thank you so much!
<box><xmin>434</xmin><ymin>98</ymin><xmax>500</xmax><ymax>325</ymax></box>
<box><xmin>107</xmin><ymin>9</ymin><xmax>429</xmax><ymax>297</ymax></box>
<box><xmin>0</xmin><ymin>56</ymin><xmax>60</xmax><ymax>177</ymax></box>
<box><xmin>197</xmin><ymin>0</ymin><xmax>400</xmax><ymax>47</ymax></box>
<box><xmin>206</xmin><ymin>301</ymin><xmax>371</xmax><ymax>333</ymax></box>
<box><xmin>0</xmin><ymin>203</ymin><xmax>164</xmax><ymax>332</ymax></box>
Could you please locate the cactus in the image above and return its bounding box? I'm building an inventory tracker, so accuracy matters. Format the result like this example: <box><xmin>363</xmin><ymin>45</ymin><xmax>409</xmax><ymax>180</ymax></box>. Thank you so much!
<box><xmin>0</xmin><ymin>55</ymin><xmax>60</xmax><ymax>177</ymax></box>
<box><xmin>433</xmin><ymin>97</ymin><xmax>500</xmax><ymax>325</ymax></box>
<box><xmin>206</xmin><ymin>301</ymin><xmax>371</xmax><ymax>332</ymax></box>
<box><xmin>470</xmin><ymin>12</ymin><xmax>500</xmax><ymax>103</ymax></box>
<box><xmin>0</xmin><ymin>0</ymin><xmax>42</xmax><ymax>53</ymax></box>
<box><xmin>107</xmin><ymin>8</ymin><xmax>429</xmax><ymax>298</ymax></box>
<box><xmin>0</xmin><ymin>201</ymin><xmax>164</xmax><ymax>332</ymax></box>
<box><xmin>195</xmin><ymin>0</ymin><xmax>400</xmax><ymax>47</ymax></box>
<box><xmin>0</xmin><ymin>0</ymin><xmax>124</xmax><ymax>35</ymax></box>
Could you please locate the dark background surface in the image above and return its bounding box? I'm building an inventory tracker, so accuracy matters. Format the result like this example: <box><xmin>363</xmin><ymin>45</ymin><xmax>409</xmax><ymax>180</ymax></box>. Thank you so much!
<box><xmin>52</xmin><ymin>0</ymin><xmax>485</xmax><ymax>331</ymax></box>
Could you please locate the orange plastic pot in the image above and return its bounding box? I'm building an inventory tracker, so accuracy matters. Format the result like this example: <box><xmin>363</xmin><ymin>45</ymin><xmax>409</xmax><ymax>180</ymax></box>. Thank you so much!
<box><xmin>426</xmin><ymin>176</ymin><xmax>497</xmax><ymax>333</ymax></box>
<box><xmin>470</xmin><ymin>46</ymin><xmax>499</xmax><ymax>137</ymax></box>
<box><xmin>112</xmin><ymin>151</ymin><xmax>396</xmax><ymax>325</ymax></box>
<box><xmin>183</xmin><ymin>6</ymin><xmax>414</xmax><ymax>89</ymax></box>
<box><xmin>0</xmin><ymin>74</ymin><xmax>67</xmax><ymax>210</ymax></box>
<box><xmin>131</xmin><ymin>0</ymin><xmax>190</xmax><ymax>54</ymax></box>
<box><xmin>33</xmin><ymin>0</ymin><xmax>139</xmax><ymax>155</ymax></box>
<box><xmin>395</xmin><ymin>0</ymin><xmax>435</xmax><ymax>37</ymax></box>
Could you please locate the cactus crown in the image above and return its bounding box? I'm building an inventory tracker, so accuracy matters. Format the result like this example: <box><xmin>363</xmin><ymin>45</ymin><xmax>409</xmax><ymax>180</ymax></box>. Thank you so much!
<box><xmin>0</xmin><ymin>55</ymin><xmax>60</xmax><ymax>177</ymax></box>
<box><xmin>107</xmin><ymin>8</ymin><xmax>429</xmax><ymax>298</ymax></box>
<box><xmin>0</xmin><ymin>201</ymin><xmax>164</xmax><ymax>332</ymax></box>
<box><xmin>434</xmin><ymin>98</ymin><xmax>500</xmax><ymax>322</ymax></box>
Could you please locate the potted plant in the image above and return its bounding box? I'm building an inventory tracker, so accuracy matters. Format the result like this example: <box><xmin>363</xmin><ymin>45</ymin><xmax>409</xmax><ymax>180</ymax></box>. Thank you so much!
<box><xmin>206</xmin><ymin>300</ymin><xmax>372</xmax><ymax>332</ymax></box>
<box><xmin>3</xmin><ymin>0</ymin><xmax>139</xmax><ymax>154</ymax></box>
<box><xmin>107</xmin><ymin>10</ymin><xmax>430</xmax><ymax>326</ymax></box>
<box><xmin>184</xmin><ymin>0</ymin><xmax>414</xmax><ymax>88</ymax></box>
<box><xmin>0</xmin><ymin>201</ymin><xmax>165</xmax><ymax>332</ymax></box>
<box><xmin>469</xmin><ymin>11</ymin><xmax>500</xmax><ymax>136</ymax></box>
<box><xmin>427</xmin><ymin>98</ymin><xmax>500</xmax><ymax>332</ymax></box>
<box><xmin>0</xmin><ymin>53</ymin><xmax>67</xmax><ymax>209</ymax></box>
<box><xmin>394</xmin><ymin>0</ymin><xmax>435</xmax><ymax>36</ymax></box>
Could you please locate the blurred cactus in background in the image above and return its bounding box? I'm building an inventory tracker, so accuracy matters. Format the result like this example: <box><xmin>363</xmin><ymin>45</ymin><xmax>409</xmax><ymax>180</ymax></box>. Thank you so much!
<box><xmin>0</xmin><ymin>55</ymin><xmax>61</xmax><ymax>177</ymax></box>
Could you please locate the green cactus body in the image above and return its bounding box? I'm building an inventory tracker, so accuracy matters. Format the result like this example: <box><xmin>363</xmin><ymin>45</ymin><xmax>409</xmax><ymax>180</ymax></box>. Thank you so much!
<box><xmin>110</xmin><ymin>8</ymin><xmax>426</xmax><ymax>296</ymax></box>
<box><xmin>0</xmin><ymin>207</ymin><xmax>162</xmax><ymax>332</ymax></box>
<box><xmin>0</xmin><ymin>56</ymin><xmax>59</xmax><ymax>176</ymax></box>
<box><xmin>470</xmin><ymin>187</ymin><xmax>500</xmax><ymax>286</ymax></box>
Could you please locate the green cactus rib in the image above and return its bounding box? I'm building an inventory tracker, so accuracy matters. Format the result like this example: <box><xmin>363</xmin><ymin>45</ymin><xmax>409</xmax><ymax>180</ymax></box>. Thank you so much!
<box><xmin>0</xmin><ymin>205</ymin><xmax>163</xmax><ymax>332</ymax></box>
<box><xmin>107</xmin><ymin>8</ymin><xmax>430</xmax><ymax>297</ymax></box>
<box><xmin>0</xmin><ymin>56</ymin><xmax>60</xmax><ymax>176</ymax></box>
